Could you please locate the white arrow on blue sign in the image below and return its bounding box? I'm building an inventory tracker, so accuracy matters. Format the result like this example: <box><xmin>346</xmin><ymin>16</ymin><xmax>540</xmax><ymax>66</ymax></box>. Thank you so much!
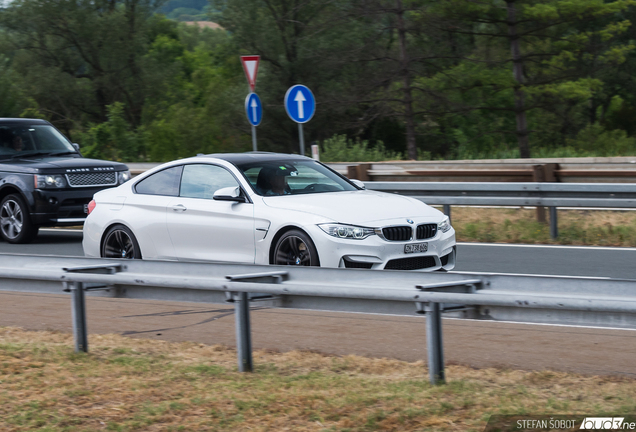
<box><xmin>284</xmin><ymin>85</ymin><xmax>315</xmax><ymax>124</ymax></box>
<box><xmin>245</xmin><ymin>93</ymin><xmax>262</xmax><ymax>126</ymax></box>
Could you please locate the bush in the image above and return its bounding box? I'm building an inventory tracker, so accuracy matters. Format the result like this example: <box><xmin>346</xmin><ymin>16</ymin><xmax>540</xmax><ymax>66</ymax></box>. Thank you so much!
<box><xmin>78</xmin><ymin>103</ymin><xmax>145</xmax><ymax>162</ymax></box>
<box><xmin>320</xmin><ymin>135</ymin><xmax>403</xmax><ymax>162</ymax></box>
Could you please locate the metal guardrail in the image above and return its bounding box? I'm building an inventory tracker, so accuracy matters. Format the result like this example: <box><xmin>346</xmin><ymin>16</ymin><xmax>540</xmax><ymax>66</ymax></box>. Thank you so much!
<box><xmin>365</xmin><ymin>181</ymin><xmax>636</xmax><ymax>207</ymax></box>
<box><xmin>128</xmin><ymin>159</ymin><xmax>636</xmax><ymax>184</ymax></box>
<box><xmin>329</xmin><ymin>159</ymin><xmax>636</xmax><ymax>183</ymax></box>
<box><xmin>2</xmin><ymin>254</ymin><xmax>636</xmax><ymax>384</ymax></box>
<box><xmin>364</xmin><ymin>181</ymin><xmax>636</xmax><ymax>238</ymax></box>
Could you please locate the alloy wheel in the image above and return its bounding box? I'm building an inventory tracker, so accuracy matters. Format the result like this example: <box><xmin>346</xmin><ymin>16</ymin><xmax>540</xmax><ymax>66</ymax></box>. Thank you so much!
<box><xmin>274</xmin><ymin>235</ymin><xmax>312</xmax><ymax>266</ymax></box>
<box><xmin>0</xmin><ymin>199</ymin><xmax>24</xmax><ymax>240</ymax></box>
<box><xmin>103</xmin><ymin>229</ymin><xmax>136</xmax><ymax>259</ymax></box>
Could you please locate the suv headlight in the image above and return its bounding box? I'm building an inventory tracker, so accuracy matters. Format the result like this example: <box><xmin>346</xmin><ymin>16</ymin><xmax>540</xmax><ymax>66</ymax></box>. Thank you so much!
<box><xmin>318</xmin><ymin>223</ymin><xmax>376</xmax><ymax>240</ymax></box>
<box><xmin>118</xmin><ymin>170</ymin><xmax>131</xmax><ymax>184</ymax></box>
<box><xmin>34</xmin><ymin>174</ymin><xmax>67</xmax><ymax>189</ymax></box>
<box><xmin>438</xmin><ymin>216</ymin><xmax>452</xmax><ymax>233</ymax></box>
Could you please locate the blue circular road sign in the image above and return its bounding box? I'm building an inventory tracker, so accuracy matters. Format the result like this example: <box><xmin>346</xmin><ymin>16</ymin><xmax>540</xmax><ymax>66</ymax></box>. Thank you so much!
<box><xmin>245</xmin><ymin>93</ymin><xmax>262</xmax><ymax>126</ymax></box>
<box><xmin>284</xmin><ymin>85</ymin><xmax>315</xmax><ymax>124</ymax></box>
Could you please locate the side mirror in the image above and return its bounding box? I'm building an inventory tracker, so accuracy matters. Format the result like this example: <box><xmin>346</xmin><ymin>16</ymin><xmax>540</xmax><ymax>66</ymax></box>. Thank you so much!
<box><xmin>350</xmin><ymin>179</ymin><xmax>366</xmax><ymax>190</ymax></box>
<box><xmin>72</xmin><ymin>143</ymin><xmax>80</xmax><ymax>152</ymax></box>
<box><xmin>213</xmin><ymin>186</ymin><xmax>246</xmax><ymax>203</ymax></box>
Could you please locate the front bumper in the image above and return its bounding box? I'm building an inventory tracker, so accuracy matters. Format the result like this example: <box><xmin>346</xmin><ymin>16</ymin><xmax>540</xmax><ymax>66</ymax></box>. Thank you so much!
<box><xmin>30</xmin><ymin>187</ymin><xmax>109</xmax><ymax>226</ymax></box>
<box><xmin>308</xmin><ymin>225</ymin><xmax>457</xmax><ymax>272</ymax></box>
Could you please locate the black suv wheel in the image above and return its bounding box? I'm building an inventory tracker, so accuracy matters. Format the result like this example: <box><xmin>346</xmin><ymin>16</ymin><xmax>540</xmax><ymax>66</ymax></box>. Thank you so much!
<box><xmin>0</xmin><ymin>194</ymin><xmax>38</xmax><ymax>243</ymax></box>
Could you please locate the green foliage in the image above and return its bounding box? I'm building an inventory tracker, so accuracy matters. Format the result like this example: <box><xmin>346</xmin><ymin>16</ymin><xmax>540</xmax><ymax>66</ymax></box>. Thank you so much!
<box><xmin>565</xmin><ymin>123</ymin><xmax>636</xmax><ymax>156</ymax></box>
<box><xmin>79</xmin><ymin>103</ymin><xmax>145</xmax><ymax>162</ymax></box>
<box><xmin>2</xmin><ymin>0</ymin><xmax>636</xmax><ymax>161</ymax></box>
<box><xmin>320</xmin><ymin>135</ymin><xmax>403</xmax><ymax>162</ymax></box>
<box><xmin>0</xmin><ymin>54</ymin><xmax>26</xmax><ymax>117</ymax></box>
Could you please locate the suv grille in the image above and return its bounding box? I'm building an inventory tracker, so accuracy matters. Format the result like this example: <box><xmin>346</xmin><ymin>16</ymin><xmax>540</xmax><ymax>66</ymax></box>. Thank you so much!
<box><xmin>66</xmin><ymin>172</ymin><xmax>117</xmax><ymax>187</ymax></box>
<box><xmin>382</xmin><ymin>226</ymin><xmax>412</xmax><ymax>241</ymax></box>
<box><xmin>416</xmin><ymin>224</ymin><xmax>437</xmax><ymax>240</ymax></box>
<box><xmin>385</xmin><ymin>256</ymin><xmax>436</xmax><ymax>270</ymax></box>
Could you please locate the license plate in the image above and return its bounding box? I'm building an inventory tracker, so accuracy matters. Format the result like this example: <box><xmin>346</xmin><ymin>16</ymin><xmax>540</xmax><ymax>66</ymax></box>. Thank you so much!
<box><xmin>404</xmin><ymin>242</ymin><xmax>428</xmax><ymax>254</ymax></box>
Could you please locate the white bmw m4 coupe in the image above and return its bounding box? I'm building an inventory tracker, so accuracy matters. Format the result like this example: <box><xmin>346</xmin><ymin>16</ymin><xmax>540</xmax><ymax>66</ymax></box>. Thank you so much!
<box><xmin>83</xmin><ymin>153</ymin><xmax>456</xmax><ymax>271</ymax></box>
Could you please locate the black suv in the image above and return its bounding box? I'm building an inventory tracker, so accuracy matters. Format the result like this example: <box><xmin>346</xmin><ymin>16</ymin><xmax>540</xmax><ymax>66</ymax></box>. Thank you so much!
<box><xmin>0</xmin><ymin>118</ymin><xmax>130</xmax><ymax>243</ymax></box>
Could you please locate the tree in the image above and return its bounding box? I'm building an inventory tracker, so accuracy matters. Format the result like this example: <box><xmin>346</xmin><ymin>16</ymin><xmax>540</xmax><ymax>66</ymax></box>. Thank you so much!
<box><xmin>215</xmin><ymin>0</ymin><xmax>390</xmax><ymax>153</ymax></box>
<box><xmin>0</xmin><ymin>0</ymin><xmax>168</xmax><ymax>129</ymax></box>
<box><xmin>430</xmin><ymin>0</ymin><xmax>635</xmax><ymax>158</ymax></box>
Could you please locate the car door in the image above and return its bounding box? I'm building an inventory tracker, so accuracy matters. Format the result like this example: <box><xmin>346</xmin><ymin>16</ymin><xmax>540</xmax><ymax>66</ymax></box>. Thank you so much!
<box><xmin>166</xmin><ymin>163</ymin><xmax>255</xmax><ymax>263</ymax></box>
<box><xmin>130</xmin><ymin>165</ymin><xmax>183</xmax><ymax>259</ymax></box>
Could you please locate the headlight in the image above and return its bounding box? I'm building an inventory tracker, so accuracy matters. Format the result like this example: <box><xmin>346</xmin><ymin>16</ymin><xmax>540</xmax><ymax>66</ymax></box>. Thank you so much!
<box><xmin>118</xmin><ymin>170</ymin><xmax>131</xmax><ymax>184</ymax></box>
<box><xmin>438</xmin><ymin>216</ymin><xmax>452</xmax><ymax>233</ymax></box>
<box><xmin>34</xmin><ymin>174</ymin><xmax>66</xmax><ymax>189</ymax></box>
<box><xmin>318</xmin><ymin>223</ymin><xmax>376</xmax><ymax>240</ymax></box>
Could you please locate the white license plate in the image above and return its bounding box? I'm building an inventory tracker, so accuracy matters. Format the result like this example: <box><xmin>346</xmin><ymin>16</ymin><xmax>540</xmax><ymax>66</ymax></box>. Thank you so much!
<box><xmin>404</xmin><ymin>242</ymin><xmax>428</xmax><ymax>254</ymax></box>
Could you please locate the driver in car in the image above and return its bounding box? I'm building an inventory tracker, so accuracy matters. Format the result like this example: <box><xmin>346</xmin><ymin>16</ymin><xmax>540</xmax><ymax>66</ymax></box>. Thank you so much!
<box><xmin>255</xmin><ymin>165</ymin><xmax>296</xmax><ymax>196</ymax></box>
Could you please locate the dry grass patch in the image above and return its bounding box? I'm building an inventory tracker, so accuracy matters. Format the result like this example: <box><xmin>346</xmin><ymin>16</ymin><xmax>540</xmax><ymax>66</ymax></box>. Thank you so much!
<box><xmin>448</xmin><ymin>207</ymin><xmax>636</xmax><ymax>246</ymax></box>
<box><xmin>2</xmin><ymin>327</ymin><xmax>636</xmax><ymax>431</ymax></box>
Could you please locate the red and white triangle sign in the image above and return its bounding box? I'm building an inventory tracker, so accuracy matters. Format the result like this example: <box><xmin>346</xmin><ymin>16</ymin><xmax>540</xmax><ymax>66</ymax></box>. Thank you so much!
<box><xmin>240</xmin><ymin>55</ymin><xmax>260</xmax><ymax>92</ymax></box>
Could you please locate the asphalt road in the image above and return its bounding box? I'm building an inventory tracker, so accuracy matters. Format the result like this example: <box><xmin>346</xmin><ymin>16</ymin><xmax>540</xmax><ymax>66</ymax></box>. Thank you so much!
<box><xmin>2</xmin><ymin>229</ymin><xmax>636</xmax><ymax>376</ymax></box>
<box><xmin>2</xmin><ymin>291</ymin><xmax>636</xmax><ymax>377</ymax></box>
<box><xmin>1</xmin><ymin>228</ymin><xmax>635</xmax><ymax>279</ymax></box>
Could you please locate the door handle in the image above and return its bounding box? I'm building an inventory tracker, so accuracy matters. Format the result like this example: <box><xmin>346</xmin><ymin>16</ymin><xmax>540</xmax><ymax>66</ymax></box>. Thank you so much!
<box><xmin>172</xmin><ymin>204</ymin><xmax>187</xmax><ymax>212</ymax></box>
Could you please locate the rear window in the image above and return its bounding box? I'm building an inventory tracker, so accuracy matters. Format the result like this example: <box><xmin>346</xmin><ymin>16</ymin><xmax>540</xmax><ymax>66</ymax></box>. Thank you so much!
<box><xmin>135</xmin><ymin>166</ymin><xmax>183</xmax><ymax>196</ymax></box>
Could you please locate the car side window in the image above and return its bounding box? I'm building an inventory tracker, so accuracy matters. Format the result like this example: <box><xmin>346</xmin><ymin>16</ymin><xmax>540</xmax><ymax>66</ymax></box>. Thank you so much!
<box><xmin>134</xmin><ymin>165</ymin><xmax>183</xmax><ymax>196</ymax></box>
<box><xmin>180</xmin><ymin>164</ymin><xmax>239</xmax><ymax>199</ymax></box>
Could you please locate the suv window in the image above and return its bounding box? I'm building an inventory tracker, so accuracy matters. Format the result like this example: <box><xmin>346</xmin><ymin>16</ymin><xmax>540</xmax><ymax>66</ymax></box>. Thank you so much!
<box><xmin>135</xmin><ymin>166</ymin><xmax>183</xmax><ymax>196</ymax></box>
<box><xmin>180</xmin><ymin>164</ymin><xmax>238</xmax><ymax>199</ymax></box>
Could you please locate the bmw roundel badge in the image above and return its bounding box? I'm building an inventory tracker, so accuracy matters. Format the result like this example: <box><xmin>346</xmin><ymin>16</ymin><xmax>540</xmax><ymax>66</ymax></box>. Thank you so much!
<box><xmin>407</xmin><ymin>219</ymin><xmax>414</xmax><ymax>224</ymax></box>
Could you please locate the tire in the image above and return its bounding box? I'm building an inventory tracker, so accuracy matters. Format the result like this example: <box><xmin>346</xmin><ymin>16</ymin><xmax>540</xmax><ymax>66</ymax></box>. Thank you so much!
<box><xmin>0</xmin><ymin>194</ymin><xmax>38</xmax><ymax>244</ymax></box>
<box><xmin>101</xmin><ymin>224</ymin><xmax>142</xmax><ymax>259</ymax></box>
<box><xmin>272</xmin><ymin>229</ymin><xmax>319</xmax><ymax>266</ymax></box>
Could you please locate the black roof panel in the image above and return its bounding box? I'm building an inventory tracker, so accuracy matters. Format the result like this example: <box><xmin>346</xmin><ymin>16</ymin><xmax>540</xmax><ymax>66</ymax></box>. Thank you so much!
<box><xmin>205</xmin><ymin>152</ymin><xmax>313</xmax><ymax>165</ymax></box>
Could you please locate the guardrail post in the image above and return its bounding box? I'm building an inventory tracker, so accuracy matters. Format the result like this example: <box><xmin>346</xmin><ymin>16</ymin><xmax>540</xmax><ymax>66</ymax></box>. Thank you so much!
<box><xmin>425</xmin><ymin>302</ymin><xmax>445</xmax><ymax>385</ymax></box>
<box><xmin>443</xmin><ymin>204</ymin><xmax>451</xmax><ymax>224</ymax></box>
<box><xmin>533</xmin><ymin>165</ymin><xmax>547</xmax><ymax>224</ymax></box>
<box><xmin>550</xmin><ymin>207</ymin><xmax>558</xmax><ymax>239</ymax></box>
<box><xmin>234</xmin><ymin>292</ymin><xmax>253</xmax><ymax>372</ymax></box>
<box><xmin>69</xmin><ymin>282</ymin><xmax>88</xmax><ymax>353</ymax></box>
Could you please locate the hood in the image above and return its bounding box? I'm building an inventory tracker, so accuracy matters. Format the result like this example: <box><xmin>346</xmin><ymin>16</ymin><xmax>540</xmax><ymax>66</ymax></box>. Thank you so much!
<box><xmin>262</xmin><ymin>190</ymin><xmax>443</xmax><ymax>225</ymax></box>
<box><xmin>0</xmin><ymin>156</ymin><xmax>128</xmax><ymax>173</ymax></box>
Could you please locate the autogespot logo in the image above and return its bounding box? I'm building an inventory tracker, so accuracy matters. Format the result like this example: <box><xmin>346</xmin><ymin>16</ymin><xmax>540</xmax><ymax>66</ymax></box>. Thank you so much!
<box><xmin>580</xmin><ymin>418</ymin><xmax>626</xmax><ymax>430</ymax></box>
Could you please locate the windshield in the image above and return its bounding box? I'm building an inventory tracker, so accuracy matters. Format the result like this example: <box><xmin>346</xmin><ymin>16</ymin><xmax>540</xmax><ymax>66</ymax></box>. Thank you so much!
<box><xmin>236</xmin><ymin>159</ymin><xmax>359</xmax><ymax>196</ymax></box>
<box><xmin>0</xmin><ymin>124</ymin><xmax>75</xmax><ymax>159</ymax></box>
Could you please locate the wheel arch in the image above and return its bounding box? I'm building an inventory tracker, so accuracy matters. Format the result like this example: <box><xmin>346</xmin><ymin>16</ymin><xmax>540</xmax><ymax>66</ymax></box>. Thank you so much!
<box><xmin>99</xmin><ymin>222</ymin><xmax>143</xmax><ymax>258</ymax></box>
<box><xmin>268</xmin><ymin>225</ymin><xmax>320</xmax><ymax>265</ymax></box>
<box><xmin>0</xmin><ymin>185</ymin><xmax>31</xmax><ymax>209</ymax></box>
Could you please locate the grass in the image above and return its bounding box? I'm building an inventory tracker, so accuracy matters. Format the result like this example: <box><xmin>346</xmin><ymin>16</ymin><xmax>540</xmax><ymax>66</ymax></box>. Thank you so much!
<box><xmin>2</xmin><ymin>327</ymin><xmax>636</xmax><ymax>431</ymax></box>
<box><xmin>448</xmin><ymin>207</ymin><xmax>636</xmax><ymax>246</ymax></box>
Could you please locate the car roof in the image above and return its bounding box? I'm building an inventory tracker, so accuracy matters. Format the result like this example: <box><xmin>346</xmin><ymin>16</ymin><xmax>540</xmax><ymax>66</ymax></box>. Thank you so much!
<box><xmin>0</xmin><ymin>118</ymin><xmax>51</xmax><ymax>125</ymax></box>
<box><xmin>201</xmin><ymin>152</ymin><xmax>313</xmax><ymax>165</ymax></box>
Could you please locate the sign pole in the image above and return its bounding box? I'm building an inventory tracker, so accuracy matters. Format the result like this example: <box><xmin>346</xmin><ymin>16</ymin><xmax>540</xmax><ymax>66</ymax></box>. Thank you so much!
<box><xmin>241</xmin><ymin>56</ymin><xmax>261</xmax><ymax>152</ymax></box>
<box><xmin>298</xmin><ymin>123</ymin><xmax>305</xmax><ymax>156</ymax></box>
<box><xmin>285</xmin><ymin>85</ymin><xmax>315</xmax><ymax>156</ymax></box>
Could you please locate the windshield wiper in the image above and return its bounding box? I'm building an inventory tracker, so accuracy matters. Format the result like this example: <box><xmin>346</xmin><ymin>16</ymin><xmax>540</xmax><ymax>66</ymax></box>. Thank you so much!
<box><xmin>11</xmin><ymin>151</ymin><xmax>55</xmax><ymax>159</ymax></box>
